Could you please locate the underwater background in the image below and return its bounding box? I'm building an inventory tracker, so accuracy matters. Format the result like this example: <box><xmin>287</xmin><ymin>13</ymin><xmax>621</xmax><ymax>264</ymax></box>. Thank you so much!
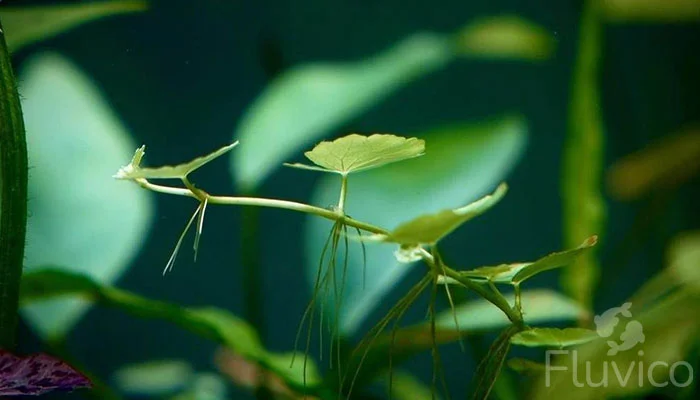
<box><xmin>2</xmin><ymin>0</ymin><xmax>699</xmax><ymax>399</ymax></box>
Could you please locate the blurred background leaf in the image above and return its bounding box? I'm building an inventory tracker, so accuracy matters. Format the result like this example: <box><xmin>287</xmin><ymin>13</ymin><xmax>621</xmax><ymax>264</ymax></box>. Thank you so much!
<box><xmin>560</xmin><ymin>0</ymin><xmax>606</xmax><ymax>311</ymax></box>
<box><xmin>607</xmin><ymin>128</ymin><xmax>700</xmax><ymax>200</ymax></box>
<box><xmin>112</xmin><ymin>359</ymin><xmax>194</xmax><ymax>397</ymax></box>
<box><xmin>19</xmin><ymin>53</ymin><xmax>154</xmax><ymax>340</ymax></box>
<box><xmin>456</xmin><ymin>16</ymin><xmax>555</xmax><ymax>60</ymax></box>
<box><xmin>602</xmin><ymin>0</ymin><xmax>700</xmax><ymax>22</ymax></box>
<box><xmin>0</xmin><ymin>0</ymin><xmax>147</xmax><ymax>52</ymax></box>
<box><xmin>231</xmin><ymin>17</ymin><xmax>554</xmax><ymax>190</ymax></box>
<box><xmin>532</xmin><ymin>289</ymin><xmax>700</xmax><ymax>400</ymax></box>
<box><xmin>305</xmin><ymin>116</ymin><xmax>527</xmax><ymax>336</ymax></box>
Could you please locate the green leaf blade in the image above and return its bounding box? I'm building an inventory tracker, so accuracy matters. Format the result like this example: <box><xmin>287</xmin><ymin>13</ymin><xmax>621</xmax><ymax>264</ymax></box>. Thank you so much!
<box><xmin>0</xmin><ymin>1</ymin><xmax>147</xmax><ymax>52</ymax></box>
<box><xmin>385</xmin><ymin>183</ymin><xmax>507</xmax><ymax>245</ymax></box>
<box><xmin>510</xmin><ymin>327</ymin><xmax>599</xmax><ymax>348</ymax></box>
<box><xmin>114</xmin><ymin>142</ymin><xmax>239</xmax><ymax>180</ymax></box>
<box><xmin>297</xmin><ymin>133</ymin><xmax>425</xmax><ymax>175</ymax></box>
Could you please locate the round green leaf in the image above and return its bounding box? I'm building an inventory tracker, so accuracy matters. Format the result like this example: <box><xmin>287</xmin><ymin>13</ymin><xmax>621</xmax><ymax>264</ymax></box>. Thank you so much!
<box><xmin>285</xmin><ymin>133</ymin><xmax>425</xmax><ymax>175</ymax></box>
<box><xmin>19</xmin><ymin>53</ymin><xmax>154</xmax><ymax>339</ymax></box>
<box><xmin>305</xmin><ymin>116</ymin><xmax>527</xmax><ymax>336</ymax></box>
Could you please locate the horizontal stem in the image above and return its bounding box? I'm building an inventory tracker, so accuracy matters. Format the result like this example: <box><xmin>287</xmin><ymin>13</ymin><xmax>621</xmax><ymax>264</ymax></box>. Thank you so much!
<box><xmin>133</xmin><ymin>178</ymin><xmax>388</xmax><ymax>235</ymax></box>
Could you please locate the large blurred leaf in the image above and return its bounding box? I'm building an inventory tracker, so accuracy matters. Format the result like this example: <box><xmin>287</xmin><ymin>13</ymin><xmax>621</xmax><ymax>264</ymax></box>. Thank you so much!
<box><xmin>0</xmin><ymin>1</ymin><xmax>147</xmax><ymax>52</ymax></box>
<box><xmin>232</xmin><ymin>33</ymin><xmax>453</xmax><ymax>190</ymax></box>
<box><xmin>306</xmin><ymin>117</ymin><xmax>527</xmax><ymax>336</ymax></box>
<box><xmin>456</xmin><ymin>16</ymin><xmax>555</xmax><ymax>60</ymax></box>
<box><xmin>19</xmin><ymin>53</ymin><xmax>153</xmax><ymax>339</ymax></box>
<box><xmin>20</xmin><ymin>269</ymin><xmax>324</xmax><ymax>394</ymax></box>
<box><xmin>231</xmin><ymin>16</ymin><xmax>554</xmax><ymax>190</ymax></box>
<box><xmin>602</xmin><ymin>0</ymin><xmax>700</xmax><ymax>22</ymax></box>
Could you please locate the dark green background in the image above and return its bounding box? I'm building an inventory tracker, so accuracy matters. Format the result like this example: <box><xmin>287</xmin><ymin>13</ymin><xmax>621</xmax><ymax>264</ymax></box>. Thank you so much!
<box><xmin>8</xmin><ymin>0</ymin><xmax>699</xmax><ymax>398</ymax></box>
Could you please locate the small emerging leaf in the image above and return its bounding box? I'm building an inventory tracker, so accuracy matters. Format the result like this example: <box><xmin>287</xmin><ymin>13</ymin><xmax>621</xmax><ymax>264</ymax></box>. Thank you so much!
<box><xmin>510</xmin><ymin>328</ymin><xmax>599</xmax><ymax>348</ymax></box>
<box><xmin>285</xmin><ymin>133</ymin><xmax>425</xmax><ymax>175</ymax></box>
<box><xmin>375</xmin><ymin>183</ymin><xmax>507</xmax><ymax>245</ymax></box>
<box><xmin>462</xmin><ymin>236</ymin><xmax>597</xmax><ymax>284</ymax></box>
<box><xmin>114</xmin><ymin>142</ymin><xmax>238</xmax><ymax>180</ymax></box>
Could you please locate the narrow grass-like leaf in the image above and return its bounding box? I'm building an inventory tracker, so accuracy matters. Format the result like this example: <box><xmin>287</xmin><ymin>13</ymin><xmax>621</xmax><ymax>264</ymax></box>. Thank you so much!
<box><xmin>0</xmin><ymin>1</ymin><xmax>147</xmax><ymax>52</ymax></box>
<box><xmin>286</xmin><ymin>134</ymin><xmax>425</xmax><ymax>175</ymax></box>
<box><xmin>114</xmin><ymin>142</ymin><xmax>238</xmax><ymax>180</ymax></box>
<box><xmin>510</xmin><ymin>328</ymin><xmax>599</xmax><ymax>348</ymax></box>
<box><xmin>460</xmin><ymin>236</ymin><xmax>597</xmax><ymax>284</ymax></box>
<box><xmin>560</xmin><ymin>0</ymin><xmax>605</xmax><ymax>310</ymax></box>
<box><xmin>19</xmin><ymin>269</ymin><xmax>324</xmax><ymax>394</ymax></box>
<box><xmin>376</xmin><ymin>183</ymin><xmax>507</xmax><ymax>245</ymax></box>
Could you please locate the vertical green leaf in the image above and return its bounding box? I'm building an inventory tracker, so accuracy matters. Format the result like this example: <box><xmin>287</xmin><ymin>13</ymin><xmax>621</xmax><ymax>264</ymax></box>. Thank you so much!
<box><xmin>0</xmin><ymin>18</ymin><xmax>28</xmax><ymax>350</ymax></box>
<box><xmin>560</xmin><ymin>0</ymin><xmax>606</xmax><ymax>310</ymax></box>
